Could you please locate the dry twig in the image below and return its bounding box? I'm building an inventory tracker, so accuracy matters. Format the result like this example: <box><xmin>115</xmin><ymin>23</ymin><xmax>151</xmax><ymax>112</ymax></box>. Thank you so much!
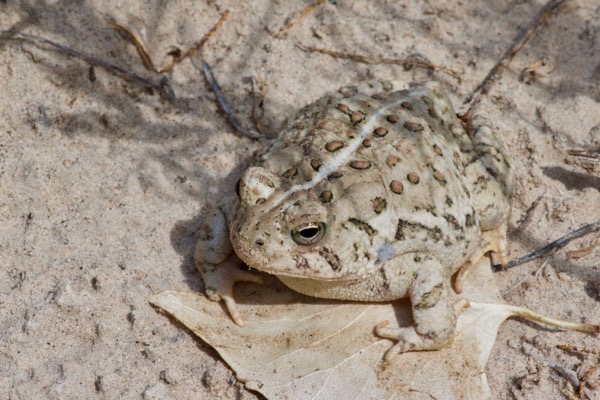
<box><xmin>567</xmin><ymin>237</ymin><xmax>600</xmax><ymax>259</ymax></box>
<box><xmin>493</xmin><ymin>219</ymin><xmax>600</xmax><ymax>271</ymax></box>
<box><xmin>567</xmin><ymin>150</ymin><xmax>600</xmax><ymax>161</ymax></box>
<box><xmin>297</xmin><ymin>44</ymin><xmax>461</xmax><ymax>82</ymax></box>
<box><xmin>0</xmin><ymin>29</ymin><xmax>175</xmax><ymax>100</ymax></box>
<box><xmin>275</xmin><ymin>0</ymin><xmax>325</xmax><ymax>38</ymax></box>
<box><xmin>523</xmin><ymin>343</ymin><xmax>593</xmax><ymax>400</ymax></box>
<box><xmin>0</xmin><ymin>10</ymin><xmax>229</xmax><ymax>102</ymax></box>
<box><xmin>201</xmin><ymin>61</ymin><xmax>273</xmax><ymax>140</ymax></box>
<box><xmin>462</xmin><ymin>0</ymin><xmax>567</xmax><ymax>119</ymax></box>
<box><xmin>502</xmin><ymin>260</ymin><xmax>548</xmax><ymax>297</ymax></box>
<box><xmin>159</xmin><ymin>10</ymin><xmax>229</xmax><ymax>74</ymax></box>
<box><xmin>108</xmin><ymin>21</ymin><xmax>156</xmax><ymax>71</ymax></box>
<box><xmin>557</xmin><ymin>345</ymin><xmax>600</xmax><ymax>358</ymax></box>
<box><xmin>557</xmin><ymin>345</ymin><xmax>600</xmax><ymax>400</ymax></box>
<box><xmin>250</xmin><ymin>75</ymin><xmax>270</xmax><ymax>136</ymax></box>
<box><xmin>516</xmin><ymin>193</ymin><xmax>545</xmax><ymax>231</ymax></box>
<box><xmin>580</xmin><ymin>366</ymin><xmax>600</xmax><ymax>400</ymax></box>
<box><xmin>109</xmin><ymin>10</ymin><xmax>229</xmax><ymax>74</ymax></box>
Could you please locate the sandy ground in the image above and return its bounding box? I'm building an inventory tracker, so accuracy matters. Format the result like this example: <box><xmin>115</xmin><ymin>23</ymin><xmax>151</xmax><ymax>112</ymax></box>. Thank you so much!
<box><xmin>1</xmin><ymin>1</ymin><xmax>599</xmax><ymax>399</ymax></box>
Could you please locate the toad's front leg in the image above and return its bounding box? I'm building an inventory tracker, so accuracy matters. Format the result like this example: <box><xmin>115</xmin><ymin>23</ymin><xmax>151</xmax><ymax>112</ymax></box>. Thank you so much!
<box><xmin>195</xmin><ymin>206</ymin><xmax>263</xmax><ymax>326</ymax></box>
<box><xmin>376</xmin><ymin>254</ymin><xmax>457</xmax><ymax>361</ymax></box>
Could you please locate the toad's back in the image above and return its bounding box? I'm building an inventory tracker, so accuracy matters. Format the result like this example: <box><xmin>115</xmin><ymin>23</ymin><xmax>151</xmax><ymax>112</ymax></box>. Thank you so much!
<box><xmin>231</xmin><ymin>82</ymin><xmax>482</xmax><ymax>288</ymax></box>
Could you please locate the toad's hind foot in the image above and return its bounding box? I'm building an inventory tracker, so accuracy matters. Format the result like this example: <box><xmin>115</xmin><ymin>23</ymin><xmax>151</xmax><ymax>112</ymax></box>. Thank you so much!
<box><xmin>376</xmin><ymin>324</ymin><xmax>452</xmax><ymax>362</ymax></box>
<box><xmin>377</xmin><ymin>300</ymin><xmax>468</xmax><ymax>362</ymax></box>
<box><xmin>454</xmin><ymin>221</ymin><xmax>508</xmax><ymax>293</ymax></box>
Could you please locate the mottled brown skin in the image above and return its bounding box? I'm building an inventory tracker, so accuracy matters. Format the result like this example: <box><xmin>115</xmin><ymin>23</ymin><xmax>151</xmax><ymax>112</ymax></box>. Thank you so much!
<box><xmin>196</xmin><ymin>80</ymin><xmax>513</xmax><ymax>356</ymax></box>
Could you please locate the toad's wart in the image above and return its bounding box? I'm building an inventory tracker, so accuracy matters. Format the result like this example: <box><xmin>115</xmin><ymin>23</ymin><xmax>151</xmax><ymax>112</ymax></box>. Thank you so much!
<box><xmin>195</xmin><ymin>81</ymin><xmax>513</xmax><ymax>355</ymax></box>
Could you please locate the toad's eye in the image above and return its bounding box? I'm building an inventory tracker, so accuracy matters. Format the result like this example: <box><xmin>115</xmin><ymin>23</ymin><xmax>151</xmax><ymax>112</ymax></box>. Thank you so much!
<box><xmin>235</xmin><ymin>178</ymin><xmax>242</xmax><ymax>197</ymax></box>
<box><xmin>291</xmin><ymin>222</ymin><xmax>326</xmax><ymax>246</ymax></box>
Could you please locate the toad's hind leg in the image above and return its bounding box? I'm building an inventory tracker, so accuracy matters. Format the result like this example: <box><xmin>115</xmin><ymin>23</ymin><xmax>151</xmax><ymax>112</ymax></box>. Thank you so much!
<box><xmin>454</xmin><ymin>114</ymin><xmax>513</xmax><ymax>292</ymax></box>
<box><xmin>464</xmin><ymin>113</ymin><xmax>513</xmax><ymax>230</ymax></box>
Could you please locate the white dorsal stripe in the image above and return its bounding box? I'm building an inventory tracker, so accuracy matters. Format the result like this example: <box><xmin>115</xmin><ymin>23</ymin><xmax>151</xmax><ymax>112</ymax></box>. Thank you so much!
<box><xmin>281</xmin><ymin>95</ymin><xmax>410</xmax><ymax>200</ymax></box>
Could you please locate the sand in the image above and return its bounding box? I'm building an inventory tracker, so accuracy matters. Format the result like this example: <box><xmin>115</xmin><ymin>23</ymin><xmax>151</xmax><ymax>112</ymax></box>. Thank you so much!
<box><xmin>1</xmin><ymin>1</ymin><xmax>599</xmax><ymax>398</ymax></box>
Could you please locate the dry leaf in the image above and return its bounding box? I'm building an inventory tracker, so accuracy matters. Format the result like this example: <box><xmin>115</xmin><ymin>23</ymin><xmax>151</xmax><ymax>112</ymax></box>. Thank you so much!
<box><xmin>149</xmin><ymin>259</ymin><xmax>596</xmax><ymax>399</ymax></box>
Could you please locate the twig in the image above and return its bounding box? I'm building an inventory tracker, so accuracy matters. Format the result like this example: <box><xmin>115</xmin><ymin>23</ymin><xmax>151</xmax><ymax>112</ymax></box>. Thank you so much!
<box><xmin>516</xmin><ymin>192</ymin><xmax>545</xmax><ymax>231</ymax></box>
<box><xmin>250</xmin><ymin>75</ymin><xmax>270</xmax><ymax>136</ymax></box>
<box><xmin>0</xmin><ymin>29</ymin><xmax>174</xmax><ymax>100</ymax></box>
<box><xmin>159</xmin><ymin>10</ymin><xmax>229</xmax><ymax>74</ymax></box>
<box><xmin>567</xmin><ymin>149</ymin><xmax>600</xmax><ymax>161</ymax></box>
<box><xmin>274</xmin><ymin>0</ymin><xmax>325</xmax><ymax>38</ymax></box>
<box><xmin>523</xmin><ymin>343</ymin><xmax>593</xmax><ymax>400</ymax></box>
<box><xmin>557</xmin><ymin>345</ymin><xmax>600</xmax><ymax>400</ymax></box>
<box><xmin>567</xmin><ymin>237</ymin><xmax>600</xmax><ymax>259</ymax></box>
<box><xmin>502</xmin><ymin>260</ymin><xmax>547</xmax><ymax>297</ymax></box>
<box><xmin>557</xmin><ymin>345</ymin><xmax>600</xmax><ymax>358</ymax></box>
<box><xmin>108</xmin><ymin>21</ymin><xmax>156</xmax><ymax>71</ymax></box>
<box><xmin>580</xmin><ymin>365</ymin><xmax>599</xmax><ymax>400</ymax></box>
<box><xmin>493</xmin><ymin>219</ymin><xmax>600</xmax><ymax>271</ymax></box>
<box><xmin>297</xmin><ymin>43</ymin><xmax>461</xmax><ymax>82</ymax></box>
<box><xmin>1</xmin><ymin>11</ymin><xmax>229</xmax><ymax>102</ymax></box>
<box><xmin>108</xmin><ymin>11</ymin><xmax>229</xmax><ymax>75</ymax></box>
<box><xmin>462</xmin><ymin>0</ymin><xmax>567</xmax><ymax>119</ymax></box>
<box><xmin>201</xmin><ymin>60</ymin><xmax>274</xmax><ymax>140</ymax></box>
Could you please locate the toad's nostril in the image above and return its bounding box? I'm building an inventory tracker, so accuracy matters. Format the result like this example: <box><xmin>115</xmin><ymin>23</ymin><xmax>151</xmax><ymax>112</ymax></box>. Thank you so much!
<box><xmin>255</xmin><ymin>238</ymin><xmax>264</xmax><ymax>247</ymax></box>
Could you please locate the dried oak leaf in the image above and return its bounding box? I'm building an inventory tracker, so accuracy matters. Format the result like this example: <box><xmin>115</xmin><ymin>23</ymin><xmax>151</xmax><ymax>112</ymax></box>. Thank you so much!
<box><xmin>149</xmin><ymin>259</ymin><xmax>597</xmax><ymax>400</ymax></box>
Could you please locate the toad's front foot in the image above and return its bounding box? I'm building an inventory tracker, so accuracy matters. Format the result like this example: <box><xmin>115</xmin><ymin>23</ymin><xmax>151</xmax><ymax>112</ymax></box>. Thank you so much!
<box><xmin>198</xmin><ymin>254</ymin><xmax>263</xmax><ymax>326</ymax></box>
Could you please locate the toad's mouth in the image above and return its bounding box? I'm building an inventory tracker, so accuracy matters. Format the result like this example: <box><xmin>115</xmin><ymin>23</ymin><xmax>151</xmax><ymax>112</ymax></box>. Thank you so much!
<box><xmin>244</xmin><ymin>253</ymin><xmax>361</xmax><ymax>283</ymax></box>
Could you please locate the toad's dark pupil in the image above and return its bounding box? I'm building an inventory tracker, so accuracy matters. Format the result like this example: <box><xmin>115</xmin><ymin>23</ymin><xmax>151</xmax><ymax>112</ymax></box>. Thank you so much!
<box><xmin>299</xmin><ymin>227</ymin><xmax>320</xmax><ymax>238</ymax></box>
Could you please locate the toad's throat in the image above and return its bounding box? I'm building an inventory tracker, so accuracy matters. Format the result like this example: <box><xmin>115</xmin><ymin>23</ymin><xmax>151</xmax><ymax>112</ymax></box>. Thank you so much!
<box><xmin>243</xmin><ymin>257</ymin><xmax>362</xmax><ymax>282</ymax></box>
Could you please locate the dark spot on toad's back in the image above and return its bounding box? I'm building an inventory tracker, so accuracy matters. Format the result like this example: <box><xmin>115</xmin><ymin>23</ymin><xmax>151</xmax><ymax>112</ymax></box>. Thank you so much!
<box><xmin>337</xmin><ymin>103</ymin><xmax>350</xmax><ymax>113</ymax></box>
<box><xmin>371</xmin><ymin>197</ymin><xmax>387</xmax><ymax>214</ymax></box>
<box><xmin>443</xmin><ymin>213</ymin><xmax>461</xmax><ymax>230</ymax></box>
<box><xmin>401</xmin><ymin>101</ymin><xmax>413</xmax><ymax>110</ymax></box>
<box><xmin>404</xmin><ymin>122</ymin><xmax>424</xmax><ymax>132</ymax></box>
<box><xmin>433</xmin><ymin>170</ymin><xmax>447</xmax><ymax>186</ymax></box>
<box><xmin>328</xmin><ymin>171</ymin><xmax>344</xmax><ymax>180</ymax></box>
<box><xmin>386</xmin><ymin>155</ymin><xmax>400</xmax><ymax>167</ymax></box>
<box><xmin>326</xmin><ymin>141</ymin><xmax>345</xmax><ymax>152</ymax></box>
<box><xmin>283</xmin><ymin>167</ymin><xmax>298</xmax><ymax>179</ymax></box>
<box><xmin>351</xmin><ymin>111</ymin><xmax>365</xmax><ymax>124</ymax></box>
<box><xmin>373</xmin><ymin>127</ymin><xmax>388</xmax><ymax>137</ymax></box>
<box><xmin>407</xmin><ymin>173</ymin><xmax>420</xmax><ymax>184</ymax></box>
<box><xmin>465</xmin><ymin>213</ymin><xmax>475</xmax><ymax>227</ymax></box>
<box><xmin>348</xmin><ymin>218</ymin><xmax>376</xmax><ymax>236</ymax></box>
<box><xmin>390</xmin><ymin>180</ymin><xmax>404</xmax><ymax>194</ymax></box>
<box><xmin>320</xmin><ymin>190</ymin><xmax>333</xmax><ymax>203</ymax></box>
<box><xmin>319</xmin><ymin>247</ymin><xmax>341</xmax><ymax>271</ymax></box>
<box><xmin>311</xmin><ymin>159</ymin><xmax>321</xmax><ymax>171</ymax></box>
<box><xmin>349</xmin><ymin>160</ymin><xmax>371</xmax><ymax>170</ymax></box>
